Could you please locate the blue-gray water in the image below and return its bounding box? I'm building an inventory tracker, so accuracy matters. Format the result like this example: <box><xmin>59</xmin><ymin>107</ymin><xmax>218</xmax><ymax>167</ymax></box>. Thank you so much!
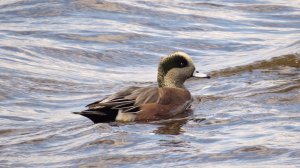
<box><xmin>0</xmin><ymin>0</ymin><xmax>300</xmax><ymax>167</ymax></box>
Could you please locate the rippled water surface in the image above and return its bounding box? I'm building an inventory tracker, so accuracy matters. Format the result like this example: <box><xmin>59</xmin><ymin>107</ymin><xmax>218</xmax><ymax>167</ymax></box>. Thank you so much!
<box><xmin>1</xmin><ymin>0</ymin><xmax>300</xmax><ymax>167</ymax></box>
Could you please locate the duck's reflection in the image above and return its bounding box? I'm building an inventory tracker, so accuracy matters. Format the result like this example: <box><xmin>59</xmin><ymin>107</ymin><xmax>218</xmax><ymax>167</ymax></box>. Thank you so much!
<box><xmin>152</xmin><ymin>111</ymin><xmax>205</xmax><ymax>135</ymax></box>
<box><xmin>154</xmin><ymin>118</ymin><xmax>188</xmax><ymax>135</ymax></box>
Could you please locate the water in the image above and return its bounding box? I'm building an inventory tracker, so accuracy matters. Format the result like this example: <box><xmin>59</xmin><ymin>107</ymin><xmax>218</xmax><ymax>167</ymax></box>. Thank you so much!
<box><xmin>0</xmin><ymin>0</ymin><xmax>300</xmax><ymax>167</ymax></box>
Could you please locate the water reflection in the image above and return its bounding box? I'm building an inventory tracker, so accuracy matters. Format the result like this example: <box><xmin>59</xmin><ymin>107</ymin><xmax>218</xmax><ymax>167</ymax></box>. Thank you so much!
<box><xmin>208</xmin><ymin>145</ymin><xmax>288</xmax><ymax>161</ymax></box>
<box><xmin>153</xmin><ymin>118</ymin><xmax>188</xmax><ymax>135</ymax></box>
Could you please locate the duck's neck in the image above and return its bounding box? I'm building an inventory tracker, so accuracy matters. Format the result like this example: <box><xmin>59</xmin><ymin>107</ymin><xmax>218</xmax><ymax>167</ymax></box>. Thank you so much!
<box><xmin>158</xmin><ymin>75</ymin><xmax>185</xmax><ymax>89</ymax></box>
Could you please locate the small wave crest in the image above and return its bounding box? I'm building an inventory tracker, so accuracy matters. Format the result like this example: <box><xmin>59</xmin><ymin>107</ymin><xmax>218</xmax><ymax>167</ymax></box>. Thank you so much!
<box><xmin>210</xmin><ymin>53</ymin><xmax>300</xmax><ymax>77</ymax></box>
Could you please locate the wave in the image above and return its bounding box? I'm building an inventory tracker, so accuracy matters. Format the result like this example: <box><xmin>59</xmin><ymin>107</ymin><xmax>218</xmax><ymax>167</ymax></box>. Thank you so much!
<box><xmin>210</xmin><ymin>53</ymin><xmax>300</xmax><ymax>77</ymax></box>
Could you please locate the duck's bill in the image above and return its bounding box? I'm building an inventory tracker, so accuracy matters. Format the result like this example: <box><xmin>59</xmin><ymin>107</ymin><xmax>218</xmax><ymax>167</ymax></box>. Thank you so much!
<box><xmin>192</xmin><ymin>71</ymin><xmax>210</xmax><ymax>79</ymax></box>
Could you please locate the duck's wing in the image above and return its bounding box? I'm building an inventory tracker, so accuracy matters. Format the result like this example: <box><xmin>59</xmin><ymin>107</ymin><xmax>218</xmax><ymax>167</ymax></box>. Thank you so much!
<box><xmin>73</xmin><ymin>86</ymin><xmax>159</xmax><ymax>123</ymax></box>
<box><xmin>85</xmin><ymin>86</ymin><xmax>141</xmax><ymax>109</ymax></box>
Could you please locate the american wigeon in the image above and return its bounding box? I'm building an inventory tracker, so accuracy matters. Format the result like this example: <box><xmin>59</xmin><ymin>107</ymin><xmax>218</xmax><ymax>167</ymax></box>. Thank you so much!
<box><xmin>74</xmin><ymin>52</ymin><xmax>210</xmax><ymax>123</ymax></box>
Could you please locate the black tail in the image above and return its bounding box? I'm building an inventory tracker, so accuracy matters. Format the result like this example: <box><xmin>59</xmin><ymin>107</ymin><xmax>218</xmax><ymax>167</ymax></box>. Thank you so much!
<box><xmin>73</xmin><ymin>108</ymin><xmax>118</xmax><ymax>123</ymax></box>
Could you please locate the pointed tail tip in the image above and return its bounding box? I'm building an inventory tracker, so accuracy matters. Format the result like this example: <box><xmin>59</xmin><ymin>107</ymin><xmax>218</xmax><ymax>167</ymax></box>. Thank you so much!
<box><xmin>72</xmin><ymin>111</ymin><xmax>117</xmax><ymax>124</ymax></box>
<box><xmin>72</xmin><ymin>111</ymin><xmax>82</xmax><ymax>115</ymax></box>
<box><xmin>72</xmin><ymin>111</ymin><xmax>99</xmax><ymax>124</ymax></box>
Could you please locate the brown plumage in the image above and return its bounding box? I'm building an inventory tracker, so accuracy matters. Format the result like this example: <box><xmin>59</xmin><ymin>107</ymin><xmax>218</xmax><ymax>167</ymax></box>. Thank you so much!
<box><xmin>74</xmin><ymin>52</ymin><xmax>210</xmax><ymax>123</ymax></box>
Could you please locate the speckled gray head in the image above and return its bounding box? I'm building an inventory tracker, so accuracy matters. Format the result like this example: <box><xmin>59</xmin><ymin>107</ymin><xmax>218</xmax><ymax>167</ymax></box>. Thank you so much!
<box><xmin>157</xmin><ymin>52</ymin><xmax>210</xmax><ymax>88</ymax></box>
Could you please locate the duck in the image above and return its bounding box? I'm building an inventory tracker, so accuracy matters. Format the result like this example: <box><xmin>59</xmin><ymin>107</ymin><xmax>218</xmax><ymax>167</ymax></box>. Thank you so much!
<box><xmin>74</xmin><ymin>52</ymin><xmax>210</xmax><ymax>123</ymax></box>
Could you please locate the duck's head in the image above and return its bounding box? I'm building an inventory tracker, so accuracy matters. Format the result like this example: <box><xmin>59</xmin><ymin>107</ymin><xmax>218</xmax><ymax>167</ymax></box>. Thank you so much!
<box><xmin>157</xmin><ymin>52</ymin><xmax>209</xmax><ymax>88</ymax></box>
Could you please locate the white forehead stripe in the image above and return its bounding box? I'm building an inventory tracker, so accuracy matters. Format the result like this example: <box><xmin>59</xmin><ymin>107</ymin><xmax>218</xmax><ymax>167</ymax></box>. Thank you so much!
<box><xmin>167</xmin><ymin>51</ymin><xmax>194</xmax><ymax>64</ymax></box>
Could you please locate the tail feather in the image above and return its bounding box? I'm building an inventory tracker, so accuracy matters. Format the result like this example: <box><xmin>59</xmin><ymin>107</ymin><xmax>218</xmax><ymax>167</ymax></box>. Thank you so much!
<box><xmin>73</xmin><ymin>108</ymin><xmax>118</xmax><ymax>123</ymax></box>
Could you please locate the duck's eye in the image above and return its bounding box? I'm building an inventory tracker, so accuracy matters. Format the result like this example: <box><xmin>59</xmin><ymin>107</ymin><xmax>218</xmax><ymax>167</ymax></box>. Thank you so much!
<box><xmin>179</xmin><ymin>62</ymin><xmax>186</xmax><ymax>67</ymax></box>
